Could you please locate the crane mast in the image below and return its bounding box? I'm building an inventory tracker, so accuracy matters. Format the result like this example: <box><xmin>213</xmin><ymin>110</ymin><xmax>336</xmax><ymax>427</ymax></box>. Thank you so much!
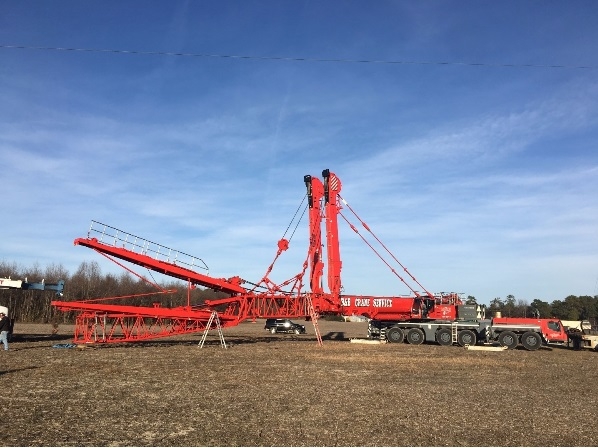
<box><xmin>322</xmin><ymin>169</ymin><xmax>343</xmax><ymax>301</ymax></box>
<box><xmin>304</xmin><ymin>174</ymin><xmax>324</xmax><ymax>294</ymax></box>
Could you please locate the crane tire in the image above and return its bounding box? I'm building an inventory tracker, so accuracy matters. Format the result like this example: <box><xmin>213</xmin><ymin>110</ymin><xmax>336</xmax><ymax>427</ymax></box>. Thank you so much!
<box><xmin>436</xmin><ymin>328</ymin><xmax>453</xmax><ymax>346</ymax></box>
<box><xmin>457</xmin><ymin>330</ymin><xmax>477</xmax><ymax>347</ymax></box>
<box><xmin>521</xmin><ymin>331</ymin><xmax>542</xmax><ymax>351</ymax></box>
<box><xmin>498</xmin><ymin>331</ymin><xmax>519</xmax><ymax>349</ymax></box>
<box><xmin>386</xmin><ymin>327</ymin><xmax>404</xmax><ymax>343</ymax></box>
<box><xmin>406</xmin><ymin>328</ymin><xmax>425</xmax><ymax>345</ymax></box>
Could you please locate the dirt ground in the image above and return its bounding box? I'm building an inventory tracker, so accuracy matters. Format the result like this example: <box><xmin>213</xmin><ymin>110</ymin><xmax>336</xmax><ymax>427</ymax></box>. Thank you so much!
<box><xmin>1</xmin><ymin>319</ymin><xmax>597</xmax><ymax>447</ymax></box>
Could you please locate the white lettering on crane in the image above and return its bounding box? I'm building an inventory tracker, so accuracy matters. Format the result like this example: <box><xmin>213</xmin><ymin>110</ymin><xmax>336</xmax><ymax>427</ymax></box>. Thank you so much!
<box><xmin>341</xmin><ymin>298</ymin><xmax>394</xmax><ymax>308</ymax></box>
<box><xmin>355</xmin><ymin>298</ymin><xmax>370</xmax><ymax>307</ymax></box>
<box><xmin>373</xmin><ymin>299</ymin><xmax>393</xmax><ymax>308</ymax></box>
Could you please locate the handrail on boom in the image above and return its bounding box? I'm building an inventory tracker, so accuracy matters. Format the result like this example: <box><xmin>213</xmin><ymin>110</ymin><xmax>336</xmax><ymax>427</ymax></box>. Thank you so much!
<box><xmin>87</xmin><ymin>220</ymin><xmax>209</xmax><ymax>272</ymax></box>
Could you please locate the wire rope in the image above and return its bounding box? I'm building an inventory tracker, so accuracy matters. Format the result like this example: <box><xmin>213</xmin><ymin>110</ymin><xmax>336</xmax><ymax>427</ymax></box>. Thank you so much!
<box><xmin>1</xmin><ymin>44</ymin><xmax>595</xmax><ymax>70</ymax></box>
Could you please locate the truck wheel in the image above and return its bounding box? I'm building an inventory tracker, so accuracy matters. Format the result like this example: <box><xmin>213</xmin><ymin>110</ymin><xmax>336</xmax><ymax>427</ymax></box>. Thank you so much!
<box><xmin>436</xmin><ymin>328</ymin><xmax>453</xmax><ymax>346</ymax></box>
<box><xmin>498</xmin><ymin>331</ymin><xmax>519</xmax><ymax>349</ymax></box>
<box><xmin>521</xmin><ymin>331</ymin><xmax>542</xmax><ymax>351</ymax></box>
<box><xmin>457</xmin><ymin>330</ymin><xmax>477</xmax><ymax>347</ymax></box>
<box><xmin>386</xmin><ymin>327</ymin><xmax>404</xmax><ymax>343</ymax></box>
<box><xmin>406</xmin><ymin>328</ymin><xmax>425</xmax><ymax>345</ymax></box>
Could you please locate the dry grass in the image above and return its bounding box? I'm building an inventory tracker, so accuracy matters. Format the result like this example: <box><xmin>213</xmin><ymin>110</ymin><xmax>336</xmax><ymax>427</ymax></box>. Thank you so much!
<box><xmin>2</xmin><ymin>319</ymin><xmax>597</xmax><ymax>446</ymax></box>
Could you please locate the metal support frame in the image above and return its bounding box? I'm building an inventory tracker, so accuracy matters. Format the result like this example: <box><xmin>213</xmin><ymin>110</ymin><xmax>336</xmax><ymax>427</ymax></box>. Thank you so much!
<box><xmin>198</xmin><ymin>311</ymin><xmax>227</xmax><ymax>349</ymax></box>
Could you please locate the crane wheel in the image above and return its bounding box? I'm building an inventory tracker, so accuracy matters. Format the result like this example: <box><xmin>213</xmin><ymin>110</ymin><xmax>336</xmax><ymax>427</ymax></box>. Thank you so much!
<box><xmin>521</xmin><ymin>331</ymin><xmax>542</xmax><ymax>351</ymax></box>
<box><xmin>406</xmin><ymin>328</ymin><xmax>425</xmax><ymax>345</ymax></box>
<box><xmin>498</xmin><ymin>331</ymin><xmax>519</xmax><ymax>349</ymax></box>
<box><xmin>436</xmin><ymin>328</ymin><xmax>453</xmax><ymax>346</ymax></box>
<box><xmin>386</xmin><ymin>327</ymin><xmax>404</xmax><ymax>343</ymax></box>
<box><xmin>457</xmin><ymin>330</ymin><xmax>477</xmax><ymax>347</ymax></box>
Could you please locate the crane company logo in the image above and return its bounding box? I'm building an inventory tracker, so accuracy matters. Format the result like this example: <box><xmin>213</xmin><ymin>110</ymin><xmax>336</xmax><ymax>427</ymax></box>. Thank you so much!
<box><xmin>341</xmin><ymin>297</ymin><xmax>393</xmax><ymax>308</ymax></box>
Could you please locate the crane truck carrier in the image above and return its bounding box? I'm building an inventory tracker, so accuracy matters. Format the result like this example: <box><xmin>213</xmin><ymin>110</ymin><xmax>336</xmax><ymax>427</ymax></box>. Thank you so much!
<box><xmin>367</xmin><ymin>310</ymin><xmax>569</xmax><ymax>350</ymax></box>
<box><xmin>51</xmin><ymin>169</ymin><xmax>572</xmax><ymax>351</ymax></box>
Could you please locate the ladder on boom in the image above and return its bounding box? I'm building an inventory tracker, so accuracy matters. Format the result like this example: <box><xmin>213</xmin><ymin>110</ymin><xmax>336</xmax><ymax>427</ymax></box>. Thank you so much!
<box><xmin>198</xmin><ymin>311</ymin><xmax>227</xmax><ymax>348</ymax></box>
<box><xmin>307</xmin><ymin>295</ymin><xmax>323</xmax><ymax>346</ymax></box>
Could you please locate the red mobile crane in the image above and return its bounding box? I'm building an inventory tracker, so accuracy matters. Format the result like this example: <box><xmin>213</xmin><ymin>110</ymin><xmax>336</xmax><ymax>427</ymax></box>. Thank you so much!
<box><xmin>52</xmin><ymin>169</ymin><xmax>568</xmax><ymax>350</ymax></box>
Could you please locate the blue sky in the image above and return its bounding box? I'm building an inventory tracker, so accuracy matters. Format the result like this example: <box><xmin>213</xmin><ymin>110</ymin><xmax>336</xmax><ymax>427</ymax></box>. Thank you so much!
<box><xmin>1</xmin><ymin>1</ymin><xmax>597</xmax><ymax>305</ymax></box>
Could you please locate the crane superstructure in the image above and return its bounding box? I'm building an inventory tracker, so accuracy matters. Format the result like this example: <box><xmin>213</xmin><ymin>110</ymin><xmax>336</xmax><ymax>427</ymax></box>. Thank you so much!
<box><xmin>52</xmin><ymin>169</ymin><xmax>461</xmax><ymax>344</ymax></box>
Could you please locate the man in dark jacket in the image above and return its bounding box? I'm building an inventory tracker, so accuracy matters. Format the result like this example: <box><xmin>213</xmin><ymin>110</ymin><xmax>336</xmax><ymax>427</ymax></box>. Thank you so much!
<box><xmin>0</xmin><ymin>312</ymin><xmax>10</xmax><ymax>351</ymax></box>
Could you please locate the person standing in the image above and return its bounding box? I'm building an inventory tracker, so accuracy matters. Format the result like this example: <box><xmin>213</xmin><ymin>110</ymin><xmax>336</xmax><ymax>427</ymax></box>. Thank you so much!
<box><xmin>0</xmin><ymin>312</ymin><xmax>10</xmax><ymax>351</ymax></box>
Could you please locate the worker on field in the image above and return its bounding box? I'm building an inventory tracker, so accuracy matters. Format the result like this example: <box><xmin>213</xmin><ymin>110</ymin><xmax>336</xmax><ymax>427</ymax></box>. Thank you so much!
<box><xmin>0</xmin><ymin>312</ymin><xmax>9</xmax><ymax>351</ymax></box>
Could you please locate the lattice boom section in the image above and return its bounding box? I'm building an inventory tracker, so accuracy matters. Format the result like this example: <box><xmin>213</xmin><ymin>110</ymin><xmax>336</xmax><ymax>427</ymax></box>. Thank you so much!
<box><xmin>210</xmin><ymin>293</ymin><xmax>313</xmax><ymax>320</ymax></box>
<box><xmin>73</xmin><ymin>312</ymin><xmax>238</xmax><ymax>343</ymax></box>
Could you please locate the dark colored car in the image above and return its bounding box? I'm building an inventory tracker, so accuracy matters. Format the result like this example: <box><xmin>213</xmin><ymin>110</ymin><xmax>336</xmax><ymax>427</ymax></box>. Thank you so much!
<box><xmin>264</xmin><ymin>318</ymin><xmax>306</xmax><ymax>334</ymax></box>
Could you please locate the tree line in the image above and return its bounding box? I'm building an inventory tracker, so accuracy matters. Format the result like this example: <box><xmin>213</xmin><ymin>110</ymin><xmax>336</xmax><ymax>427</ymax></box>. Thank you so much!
<box><xmin>465</xmin><ymin>293</ymin><xmax>598</xmax><ymax>322</ymax></box>
<box><xmin>2</xmin><ymin>260</ymin><xmax>597</xmax><ymax>325</ymax></box>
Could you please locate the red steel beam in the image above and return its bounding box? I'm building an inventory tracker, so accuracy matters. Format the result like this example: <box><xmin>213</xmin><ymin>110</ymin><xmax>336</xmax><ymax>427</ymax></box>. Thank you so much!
<box><xmin>74</xmin><ymin>237</ymin><xmax>247</xmax><ymax>295</ymax></box>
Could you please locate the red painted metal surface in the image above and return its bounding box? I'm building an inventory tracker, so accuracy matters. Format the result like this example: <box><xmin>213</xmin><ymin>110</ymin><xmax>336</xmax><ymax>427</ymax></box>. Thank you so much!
<box><xmin>52</xmin><ymin>300</ymin><xmax>240</xmax><ymax>343</ymax></box>
<box><xmin>492</xmin><ymin>317</ymin><xmax>568</xmax><ymax>342</ymax></box>
<box><xmin>304</xmin><ymin>174</ymin><xmax>325</xmax><ymax>294</ymax></box>
<box><xmin>323</xmin><ymin>169</ymin><xmax>343</xmax><ymax>302</ymax></box>
<box><xmin>74</xmin><ymin>237</ymin><xmax>247</xmax><ymax>295</ymax></box>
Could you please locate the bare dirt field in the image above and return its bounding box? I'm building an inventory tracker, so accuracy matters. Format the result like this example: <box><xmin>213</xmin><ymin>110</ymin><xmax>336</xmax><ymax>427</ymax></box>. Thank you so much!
<box><xmin>1</xmin><ymin>319</ymin><xmax>597</xmax><ymax>447</ymax></box>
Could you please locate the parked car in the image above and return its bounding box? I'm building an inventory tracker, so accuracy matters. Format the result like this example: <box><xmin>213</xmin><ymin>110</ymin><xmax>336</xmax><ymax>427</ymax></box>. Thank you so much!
<box><xmin>264</xmin><ymin>318</ymin><xmax>306</xmax><ymax>334</ymax></box>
